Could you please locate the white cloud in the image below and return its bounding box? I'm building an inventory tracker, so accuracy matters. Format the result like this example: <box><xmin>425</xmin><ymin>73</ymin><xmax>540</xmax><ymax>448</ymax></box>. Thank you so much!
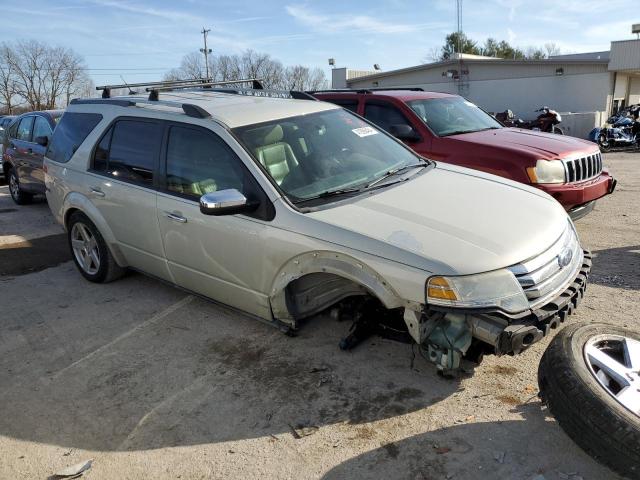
<box><xmin>507</xmin><ymin>28</ymin><xmax>516</xmax><ymax>44</ymax></box>
<box><xmin>285</xmin><ymin>4</ymin><xmax>438</xmax><ymax>35</ymax></box>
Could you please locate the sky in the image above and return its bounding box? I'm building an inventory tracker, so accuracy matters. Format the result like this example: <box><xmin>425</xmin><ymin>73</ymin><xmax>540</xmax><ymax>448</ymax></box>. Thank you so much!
<box><xmin>2</xmin><ymin>0</ymin><xmax>638</xmax><ymax>86</ymax></box>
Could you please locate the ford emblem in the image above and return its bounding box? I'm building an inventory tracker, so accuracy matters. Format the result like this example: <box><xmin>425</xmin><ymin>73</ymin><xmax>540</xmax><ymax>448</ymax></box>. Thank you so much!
<box><xmin>557</xmin><ymin>248</ymin><xmax>573</xmax><ymax>268</ymax></box>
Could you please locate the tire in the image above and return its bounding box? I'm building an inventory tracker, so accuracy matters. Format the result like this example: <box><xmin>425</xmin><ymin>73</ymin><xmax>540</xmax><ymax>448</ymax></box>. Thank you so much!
<box><xmin>598</xmin><ymin>134</ymin><xmax>611</xmax><ymax>152</ymax></box>
<box><xmin>538</xmin><ymin>323</ymin><xmax>640</xmax><ymax>478</ymax></box>
<box><xmin>8</xmin><ymin>168</ymin><xmax>33</xmax><ymax>205</ymax></box>
<box><xmin>553</xmin><ymin>126</ymin><xmax>564</xmax><ymax>135</ymax></box>
<box><xmin>67</xmin><ymin>211</ymin><xmax>125</xmax><ymax>283</ymax></box>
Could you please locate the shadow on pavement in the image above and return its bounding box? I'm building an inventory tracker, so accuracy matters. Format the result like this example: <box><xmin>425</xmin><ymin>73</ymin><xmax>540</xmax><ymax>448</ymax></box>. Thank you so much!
<box><xmin>321</xmin><ymin>403</ymin><xmax>621</xmax><ymax>480</ymax></box>
<box><xmin>0</xmin><ymin>233</ymin><xmax>70</xmax><ymax>276</ymax></box>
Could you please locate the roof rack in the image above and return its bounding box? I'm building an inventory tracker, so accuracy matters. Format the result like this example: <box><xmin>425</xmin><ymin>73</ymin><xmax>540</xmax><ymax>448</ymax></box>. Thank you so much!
<box><xmin>146</xmin><ymin>84</ymin><xmax>317</xmax><ymax>102</ymax></box>
<box><xmin>96</xmin><ymin>78</ymin><xmax>264</xmax><ymax>99</ymax></box>
<box><xmin>308</xmin><ymin>87</ymin><xmax>425</xmax><ymax>94</ymax></box>
<box><xmin>69</xmin><ymin>98</ymin><xmax>211</xmax><ymax>119</ymax></box>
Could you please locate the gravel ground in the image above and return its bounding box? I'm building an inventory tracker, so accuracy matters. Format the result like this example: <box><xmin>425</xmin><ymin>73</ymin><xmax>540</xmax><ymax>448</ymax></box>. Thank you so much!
<box><xmin>0</xmin><ymin>152</ymin><xmax>637</xmax><ymax>480</ymax></box>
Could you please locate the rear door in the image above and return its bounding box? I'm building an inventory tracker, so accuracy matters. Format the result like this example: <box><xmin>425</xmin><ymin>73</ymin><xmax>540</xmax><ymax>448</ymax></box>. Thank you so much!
<box><xmin>88</xmin><ymin>117</ymin><xmax>170</xmax><ymax>280</ymax></box>
<box><xmin>28</xmin><ymin>115</ymin><xmax>53</xmax><ymax>192</ymax></box>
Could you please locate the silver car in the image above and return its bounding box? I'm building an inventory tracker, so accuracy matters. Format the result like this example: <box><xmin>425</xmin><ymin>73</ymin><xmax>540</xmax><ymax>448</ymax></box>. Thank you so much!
<box><xmin>44</xmin><ymin>88</ymin><xmax>591</xmax><ymax>375</ymax></box>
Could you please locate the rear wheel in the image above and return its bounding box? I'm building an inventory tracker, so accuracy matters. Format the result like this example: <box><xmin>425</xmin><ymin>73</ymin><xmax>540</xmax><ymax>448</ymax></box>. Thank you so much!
<box><xmin>8</xmin><ymin>169</ymin><xmax>33</xmax><ymax>205</ymax></box>
<box><xmin>68</xmin><ymin>211</ymin><xmax>125</xmax><ymax>283</ymax></box>
<box><xmin>539</xmin><ymin>323</ymin><xmax>640</xmax><ymax>478</ymax></box>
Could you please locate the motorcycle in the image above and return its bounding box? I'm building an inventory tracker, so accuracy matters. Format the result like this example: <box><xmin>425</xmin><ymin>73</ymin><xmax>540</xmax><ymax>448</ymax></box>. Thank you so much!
<box><xmin>588</xmin><ymin>104</ymin><xmax>640</xmax><ymax>151</ymax></box>
<box><xmin>496</xmin><ymin>107</ymin><xmax>564</xmax><ymax>134</ymax></box>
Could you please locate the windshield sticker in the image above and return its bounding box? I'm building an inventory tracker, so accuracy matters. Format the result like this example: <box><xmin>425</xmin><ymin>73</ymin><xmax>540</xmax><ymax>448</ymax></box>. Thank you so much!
<box><xmin>352</xmin><ymin>126</ymin><xmax>379</xmax><ymax>137</ymax></box>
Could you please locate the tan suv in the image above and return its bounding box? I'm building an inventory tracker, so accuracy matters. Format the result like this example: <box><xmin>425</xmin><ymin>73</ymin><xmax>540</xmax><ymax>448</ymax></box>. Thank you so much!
<box><xmin>44</xmin><ymin>82</ymin><xmax>591</xmax><ymax>375</ymax></box>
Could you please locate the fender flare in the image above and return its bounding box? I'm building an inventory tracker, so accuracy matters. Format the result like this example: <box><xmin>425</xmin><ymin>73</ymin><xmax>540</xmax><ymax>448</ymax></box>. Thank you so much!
<box><xmin>269</xmin><ymin>250</ymin><xmax>403</xmax><ymax>326</ymax></box>
<box><xmin>62</xmin><ymin>192</ymin><xmax>128</xmax><ymax>267</ymax></box>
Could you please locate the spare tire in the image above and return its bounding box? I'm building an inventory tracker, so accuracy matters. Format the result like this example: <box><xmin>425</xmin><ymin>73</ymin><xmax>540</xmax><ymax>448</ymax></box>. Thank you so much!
<box><xmin>539</xmin><ymin>323</ymin><xmax>640</xmax><ymax>478</ymax></box>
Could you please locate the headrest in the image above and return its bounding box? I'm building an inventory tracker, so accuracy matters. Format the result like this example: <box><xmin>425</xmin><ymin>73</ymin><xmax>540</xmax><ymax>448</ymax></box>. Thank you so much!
<box><xmin>247</xmin><ymin>124</ymin><xmax>284</xmax><ymax>147</ymax></box>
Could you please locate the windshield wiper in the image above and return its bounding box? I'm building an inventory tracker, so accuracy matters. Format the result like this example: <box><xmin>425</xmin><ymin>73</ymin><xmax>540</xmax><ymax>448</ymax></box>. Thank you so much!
<box><xmin>365</xmin><ymin>162</ymin><xmax>428</xmax><ymax>189</ymax></box>
<box><xmin>294</xmin><ymin>187</ymin><xmax>363</xmax><ymax>205</ymax></box>
<box><xmin>441</xmin><ymin>126</ymin><xmax>500</xmax><ymax>137</ymax></box>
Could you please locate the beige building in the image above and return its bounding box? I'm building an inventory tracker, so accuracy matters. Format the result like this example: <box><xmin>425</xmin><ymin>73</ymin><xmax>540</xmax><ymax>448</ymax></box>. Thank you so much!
<box><xmin>332</xmin><ymin>38</ymin><xmax>640</xmax><ymax>137</ymax></box>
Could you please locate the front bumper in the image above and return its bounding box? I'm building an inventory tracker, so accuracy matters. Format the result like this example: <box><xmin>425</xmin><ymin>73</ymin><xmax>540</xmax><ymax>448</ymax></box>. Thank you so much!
<box><xmin>537</xmin><ymin>172</ymin><xmax>616</xmax><ymax>212</ymax></box>
<box><xmin>425</xmin><ymin>250</ymin><xmax>592</xmax><ymax>357</ymax></box>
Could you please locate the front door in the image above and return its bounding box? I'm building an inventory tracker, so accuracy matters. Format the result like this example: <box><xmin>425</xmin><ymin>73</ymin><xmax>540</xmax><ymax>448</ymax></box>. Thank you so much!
<box><xmin>13</xmin><ymin>116</ymin><xmax>35</xmax><ymax>188</ymax></box>
<box><xmin>156</xmin><ymin>122</ymin><xmax>272</xmax><ymax>319</ymax></box>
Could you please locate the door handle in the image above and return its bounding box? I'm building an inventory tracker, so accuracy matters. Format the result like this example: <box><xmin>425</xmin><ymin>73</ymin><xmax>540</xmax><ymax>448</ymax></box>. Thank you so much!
<box><xmin>165</xmin><ymin>212</ymin><xmax>187</xmax><ymax>223</ymax></box>
<box><xmin>90</xmin><ymin>187</ymin><xmax>105</xmax><ymax>197</ymax></box>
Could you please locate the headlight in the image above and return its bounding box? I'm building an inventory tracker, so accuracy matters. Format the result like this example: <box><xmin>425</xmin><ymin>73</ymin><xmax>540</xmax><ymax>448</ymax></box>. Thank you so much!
<box><xmin>526</xmin><ymin>159</ymin><xmax>566</xmax><ymax>184</ymax></box>
<box><xmin>426</xmin><ymin>269</ymin><xmax>529</xmax><ymax>313</ymax></box>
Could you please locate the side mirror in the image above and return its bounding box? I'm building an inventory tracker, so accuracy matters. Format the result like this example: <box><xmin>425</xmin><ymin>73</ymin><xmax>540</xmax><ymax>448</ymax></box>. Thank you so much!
<box><xmin>34</xmin><ymin>136</ymin><xmax>48</xmax><ymax>147</ymax></box>
<box><xmin>388</xmin><ymin>124</ymin><xmax>420</xmax><ymax>142</ymax></box>
<box><xmin>199</xmin><ymin>189</ymin><xmax>257</xmax><ymax>216</ymax></box>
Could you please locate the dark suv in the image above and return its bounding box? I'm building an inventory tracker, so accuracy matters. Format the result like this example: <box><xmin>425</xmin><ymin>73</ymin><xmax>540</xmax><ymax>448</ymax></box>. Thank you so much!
<box><xmin>2</xmin><ymin>110</ymin><xmax>62</xmax><ymax>204</ymax></box>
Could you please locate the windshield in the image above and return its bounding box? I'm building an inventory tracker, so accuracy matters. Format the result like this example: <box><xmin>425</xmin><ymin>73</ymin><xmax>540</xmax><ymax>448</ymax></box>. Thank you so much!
<box><xmin>408</xmin><ymin>97</ymin><xmax>502</xmax><ymax>136</ymax></box>
<box><xmin>234</xmin><ymin>109</ymin><xmax>424</xmax><ymax>204</ymax></box>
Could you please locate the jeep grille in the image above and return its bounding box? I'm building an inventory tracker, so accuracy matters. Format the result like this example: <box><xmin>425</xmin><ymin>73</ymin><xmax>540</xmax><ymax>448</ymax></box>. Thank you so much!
<box><xmin>563</xmin><ymin>152</ymin><xmax>602</xmax><ymax>183</ymax></box>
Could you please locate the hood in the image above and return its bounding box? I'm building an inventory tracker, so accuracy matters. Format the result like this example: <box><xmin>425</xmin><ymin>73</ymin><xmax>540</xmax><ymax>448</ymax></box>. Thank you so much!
<box><xmin>448</xmin><ymin>128</ymin><xmax>598</xmax><ymax>160</ymax></box>
<box><xmin>306</xmin><ymin>164</ymin><xmax>570</xmax><ymax>276</ymax></box>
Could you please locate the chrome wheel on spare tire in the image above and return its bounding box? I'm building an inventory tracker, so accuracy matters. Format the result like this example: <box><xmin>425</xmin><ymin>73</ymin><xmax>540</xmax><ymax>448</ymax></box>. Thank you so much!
<box><xmin>539</xmin><ymin>323</ymin><xmax>640</xmax><ymax>478</ymax></box>
<box><xmin>71</xmin><ymin>222</ymin><xmax>101</xmax><ymax>275</ymax></box>
<box><xmin>585</xmin><ymin>334</ymin><xmax>640</xmax><ymax>418</ymax></box>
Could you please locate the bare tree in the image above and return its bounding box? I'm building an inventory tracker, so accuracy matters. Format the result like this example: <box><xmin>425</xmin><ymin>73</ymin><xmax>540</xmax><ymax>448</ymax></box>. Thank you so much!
<box><xmin>544</xmin><ymin>43</ymin><xmax>561</xmax><ymax>58</ymax></box>
<box><xmin>0</xmin><ymin>40</ymin><xmax>92</xmax><ymax>111</ymax></box>
<box><xmin>167</xmin><ymin>49</ymin><xmax>327</xmax><ymax>90</ymax></box>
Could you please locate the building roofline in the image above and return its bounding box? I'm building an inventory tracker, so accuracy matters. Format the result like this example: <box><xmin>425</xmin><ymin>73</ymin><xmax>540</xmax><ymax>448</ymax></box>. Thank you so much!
<box><xmin>345</xmin><ymin>57</ymin><xmax>610</xmax><ymax>83</ymax></box>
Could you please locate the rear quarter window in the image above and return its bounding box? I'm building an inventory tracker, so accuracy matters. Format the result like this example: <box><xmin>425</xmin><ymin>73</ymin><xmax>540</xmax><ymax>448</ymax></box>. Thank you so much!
<box><xmin>46</xmin><ymin>112</ymin><xmax>103</xmax><ymax>163</ymax></box>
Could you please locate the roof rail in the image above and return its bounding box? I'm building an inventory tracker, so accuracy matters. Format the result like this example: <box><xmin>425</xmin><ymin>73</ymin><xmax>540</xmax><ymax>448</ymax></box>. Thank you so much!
<box><xmin>146</xmin><ymin>84</ymin><xmax>316</xmax><ymax>102</ymax></box>
<box><xmin>308</xmin><ymin>87</ymin><xmax>425</xmax><ymax>94</ymax></box>
<box><xmin>69</xmin><ymin>97</ymin><xmax>211</xmax><ymax>119</ymax></box>
<box><xmin>96</xmin><ymin>78</ymin><xmax>264</xmax><ymax>99</ymax></box>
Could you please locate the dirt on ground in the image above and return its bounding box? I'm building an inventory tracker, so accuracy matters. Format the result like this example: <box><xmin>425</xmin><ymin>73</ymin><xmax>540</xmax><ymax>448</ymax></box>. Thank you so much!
<box><xmin>0</xmin><ymin>152</ymin><xmax>637</xmax><ymax>480</ymax></box>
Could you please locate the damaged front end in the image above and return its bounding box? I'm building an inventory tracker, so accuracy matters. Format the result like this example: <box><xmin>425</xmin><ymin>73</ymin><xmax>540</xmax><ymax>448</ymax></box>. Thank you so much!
<box><xmin>406</xmin><ymin>251</ymin><xmax>592</xmax><ymax>376</ymax></box>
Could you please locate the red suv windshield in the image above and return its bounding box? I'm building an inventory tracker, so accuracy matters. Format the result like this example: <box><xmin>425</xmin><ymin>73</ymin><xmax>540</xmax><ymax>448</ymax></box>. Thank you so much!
<box><xmin>408</xmin><ymin>97</ymin><xmax>502</xmax><ymax>136</ymax></box>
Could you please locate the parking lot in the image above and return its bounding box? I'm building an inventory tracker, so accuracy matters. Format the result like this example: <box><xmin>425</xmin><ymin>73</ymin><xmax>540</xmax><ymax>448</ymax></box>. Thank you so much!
<box><xmin>0</xmin><ymin>151</ymin><xmax>637</xmax><ymax>480</ymax></box>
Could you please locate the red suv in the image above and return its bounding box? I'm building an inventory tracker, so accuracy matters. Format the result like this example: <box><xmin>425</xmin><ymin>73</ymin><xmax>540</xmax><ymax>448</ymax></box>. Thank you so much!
<box><xmin>312</xmin><ymin>89</ymin><xmax>616</xmax><ymax>220</ymax></box>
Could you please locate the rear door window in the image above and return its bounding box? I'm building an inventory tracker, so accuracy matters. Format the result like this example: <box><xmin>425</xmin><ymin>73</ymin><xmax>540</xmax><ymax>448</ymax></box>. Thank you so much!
<box><xmin>363</xmin><ymin>102</ymin><xmax>412</xmax><ymax>134</ymax></box>
<box><xmin>16</xmin><ymin>116</ymin><xmax>34</xmax><ymax>141</ymax></box>
<box><xmin>47</xmin><ymin>112</ymin><xmax>103</xmax><ymax>163</ymax></box>
<box><xmin>92</xmin><ymin>118</ymin><xmax>163</xmax><ymax>186</ymax></box>
<box><xmin>32</xmin><ymin>116</ymin><xmax>52</xmax><ymax>141</ymax></box>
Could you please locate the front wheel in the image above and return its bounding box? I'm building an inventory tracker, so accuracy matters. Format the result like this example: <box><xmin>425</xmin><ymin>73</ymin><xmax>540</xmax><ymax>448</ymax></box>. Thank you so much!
<box><xmin>538</xmin><ymin>323</ymin><xmax>640</xmax><ymax>478</ymax></box>
<box><xmin>598</xmin><ymin>133</ymin><xmax>611</xmax><ymax>152</ymax></box>
<box><xmin>8</xmin><ymin>169</ymin><xmax>33</xmax><ymax>205</ymax></box>
<box><xmin>68</xmin><ymin>211</ymin><xmax>125</xmax><ymax>283</ymax></box>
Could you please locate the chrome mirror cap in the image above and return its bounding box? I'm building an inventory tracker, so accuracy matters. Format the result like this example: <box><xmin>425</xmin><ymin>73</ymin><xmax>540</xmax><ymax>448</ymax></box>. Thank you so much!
<box><xmin>200</xmin><ymin>189</ymin><xmax>250</xmax><ymax>216</ymax></box>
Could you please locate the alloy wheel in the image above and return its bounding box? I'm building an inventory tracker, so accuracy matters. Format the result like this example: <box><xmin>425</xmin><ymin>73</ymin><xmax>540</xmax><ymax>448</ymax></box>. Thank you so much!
<box><xmin>70</xmin><ymin>222</ymin><xmax>101</xmax><ymax>275</ymax></box>
<box><xmin>584</xmin><ymin>334</ymin><xmax>640</xmax><ymax>418</ymax></box>
<box><xmin>9</xmin><ymin>172</ymin><xmax>19</xmax><ymax>199</ymax></box>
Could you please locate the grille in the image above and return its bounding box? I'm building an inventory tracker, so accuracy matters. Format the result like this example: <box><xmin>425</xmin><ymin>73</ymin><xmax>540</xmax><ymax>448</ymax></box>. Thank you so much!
<box><xmin>508</xmin><ymin>224</ymin><xmax>583</xmax><ymax>309</ymax></box>
<box><xmin>563</xmin><ymin>152</ymin><xmax>602</xmax><ymax>183</ymax></box>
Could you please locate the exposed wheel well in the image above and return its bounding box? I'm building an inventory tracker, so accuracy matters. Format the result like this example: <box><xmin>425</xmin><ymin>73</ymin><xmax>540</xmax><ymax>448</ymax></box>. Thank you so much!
<box><xmin>284</xmin><ymin>272</ymin><xmax>375</xmax><ymax>321</ymax></box>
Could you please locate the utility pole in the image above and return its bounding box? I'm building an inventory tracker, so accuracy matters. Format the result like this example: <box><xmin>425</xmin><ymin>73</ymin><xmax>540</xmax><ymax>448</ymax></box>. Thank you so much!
<box><xmin>200</xmin><ymin>27</ymin><xmax>212</xmax><ymax>80</ymax></box>
<box><xmin>456</xmin><ymin>0</ymin><xmax>462</xmax><ymax>55</ymax></box>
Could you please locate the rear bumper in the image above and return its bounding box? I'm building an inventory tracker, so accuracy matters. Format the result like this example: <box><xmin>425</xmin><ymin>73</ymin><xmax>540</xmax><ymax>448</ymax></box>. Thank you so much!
<box><xmin>537</xmin><ymin>171</ymin><xmax>616</xmax><ymax>212</ymax></box>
